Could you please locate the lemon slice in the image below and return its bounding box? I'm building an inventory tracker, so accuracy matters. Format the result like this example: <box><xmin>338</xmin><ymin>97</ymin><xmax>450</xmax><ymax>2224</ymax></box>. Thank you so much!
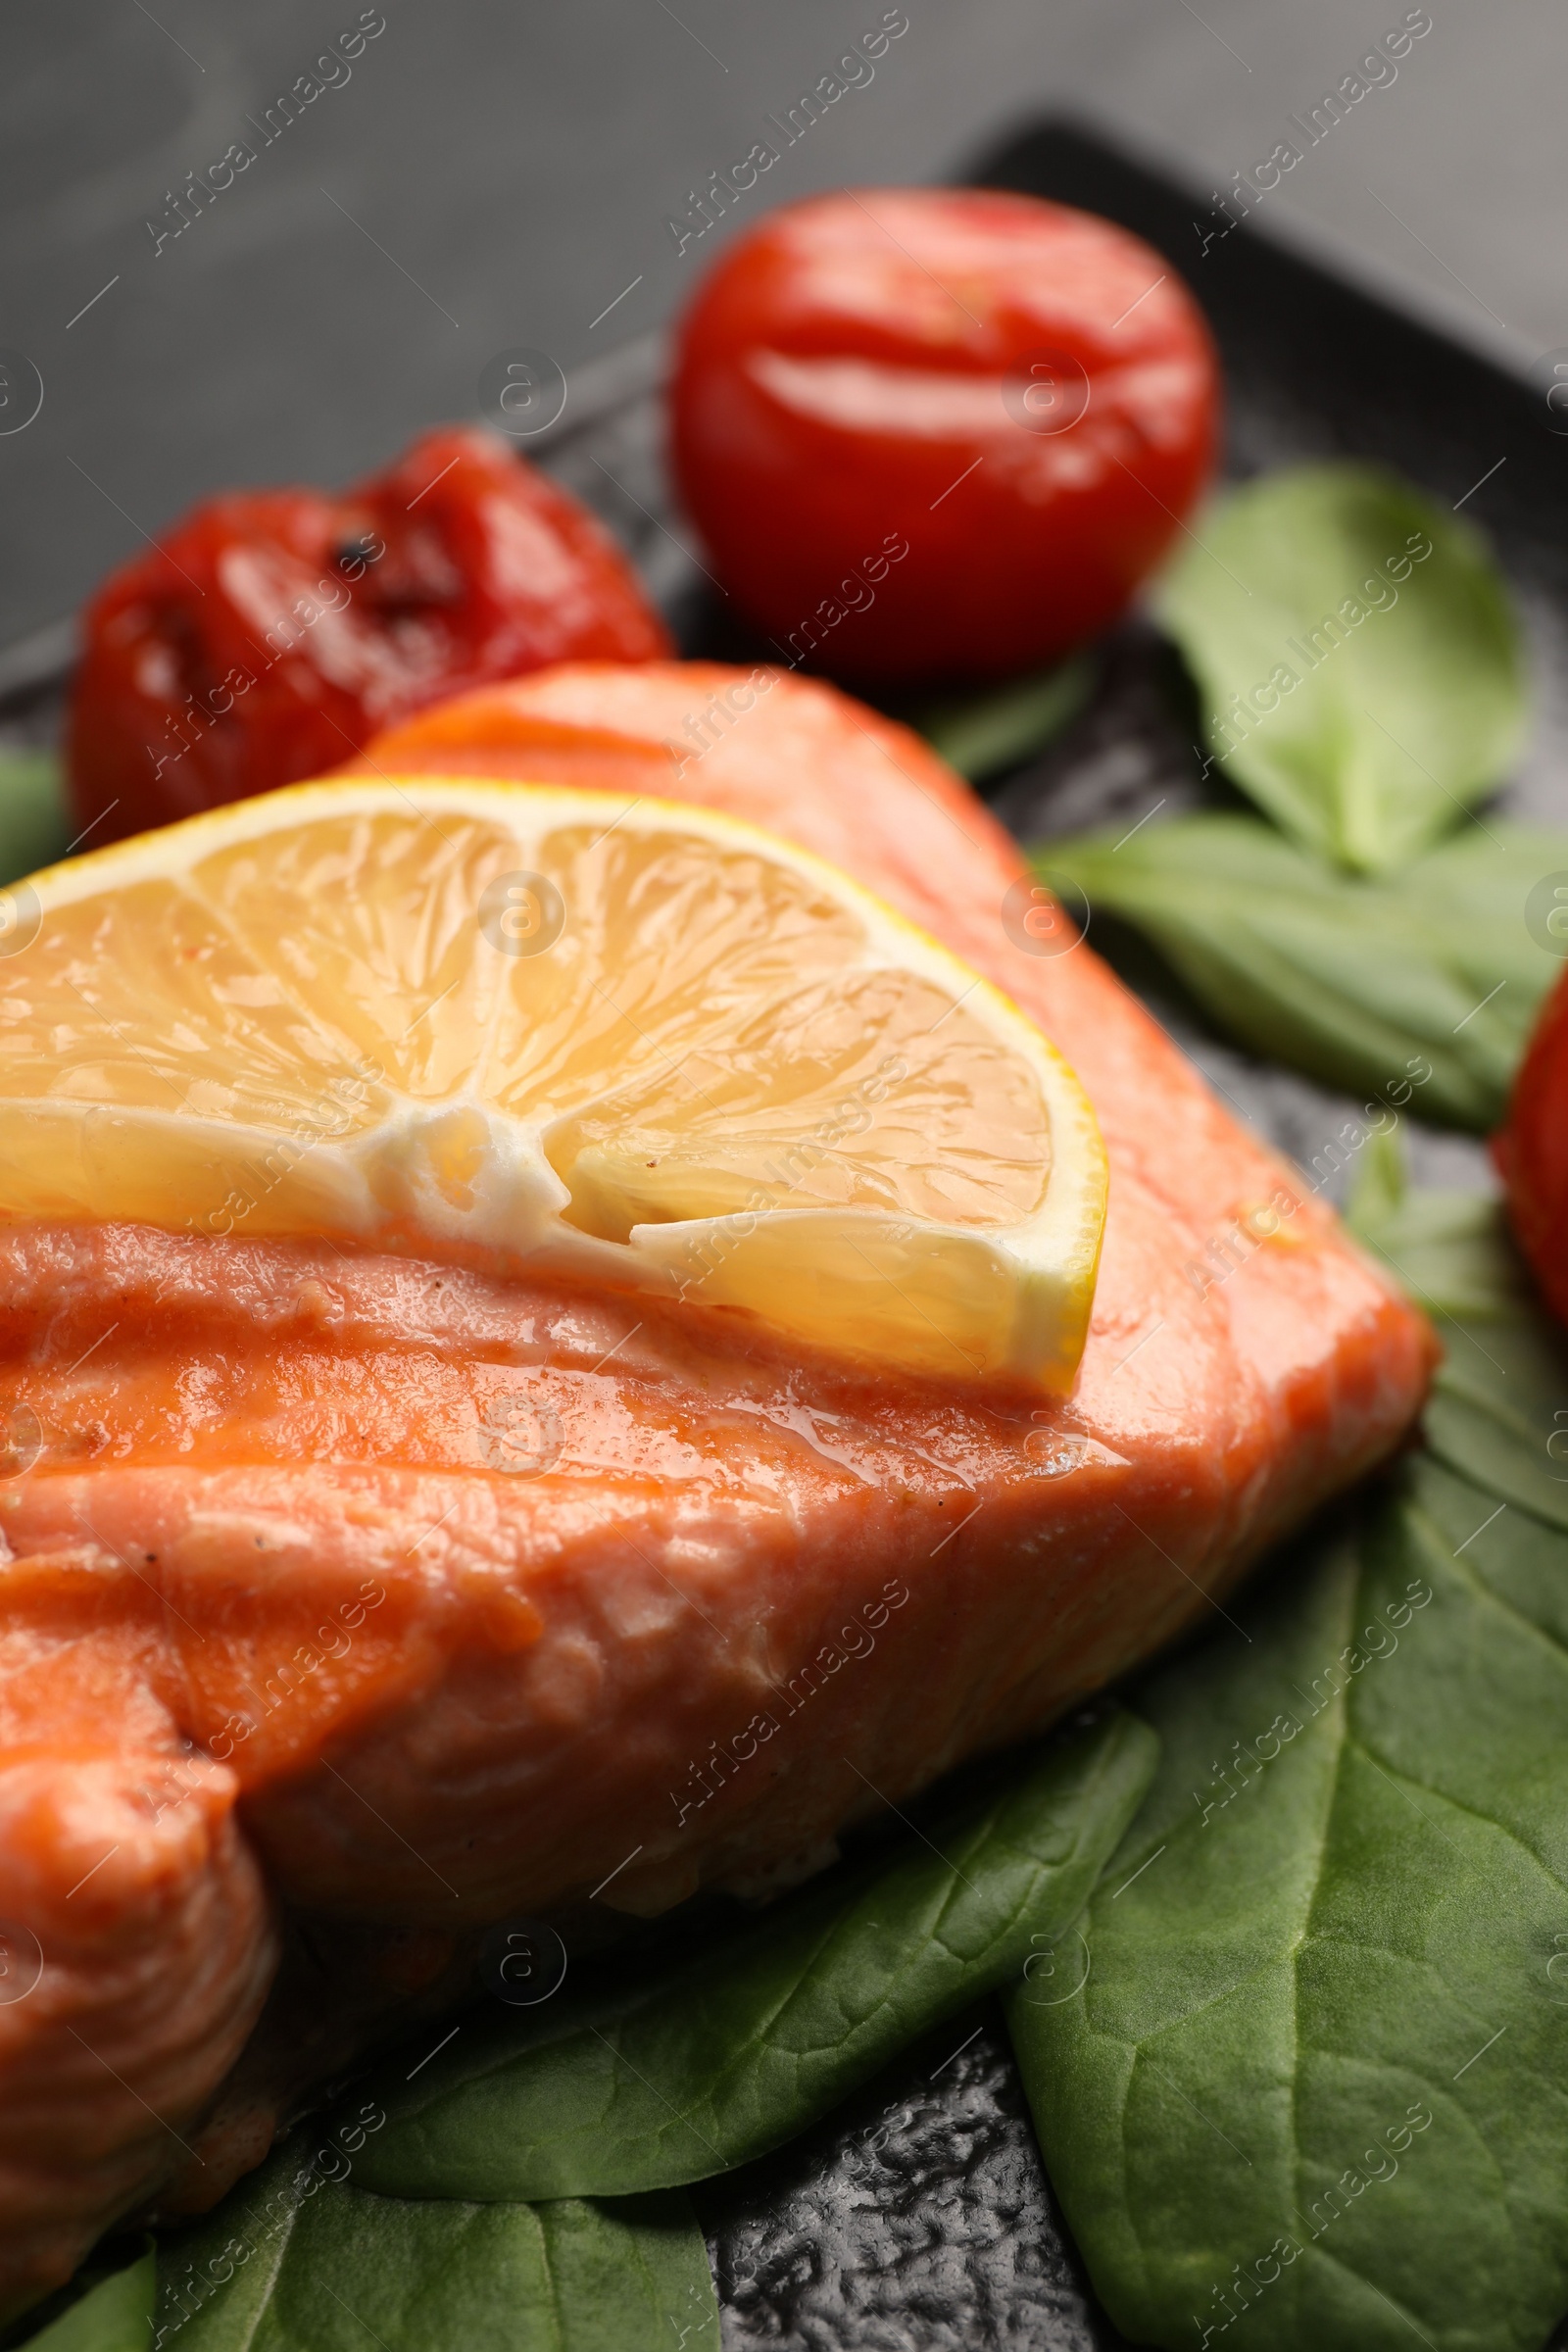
<box><xmin>0</xmin><ymin>779</ymin><xmax>1105</xmax><ymax>1388</ymax></box>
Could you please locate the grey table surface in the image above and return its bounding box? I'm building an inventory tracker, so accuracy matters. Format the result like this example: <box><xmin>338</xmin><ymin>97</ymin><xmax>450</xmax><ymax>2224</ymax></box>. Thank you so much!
<box><xmin>2</xmin><ymin>0</ymin><xmax>1564</xmax><ymax>653</ymax></box>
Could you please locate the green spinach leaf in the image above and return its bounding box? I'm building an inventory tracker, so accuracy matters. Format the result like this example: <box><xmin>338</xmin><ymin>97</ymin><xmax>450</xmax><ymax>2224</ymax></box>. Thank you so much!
<box><xmin>154</xmin><ymin>2140</ymin><xmax>713</xmax><ymax>2352</ymax></box>
<box><xmin>0</xmin><ymin>751</ymin><xmax>73</xmax><ymax>890</ymax></box>
<box><xmin>1422</xmin><ymin>1309</ymin><xmax>1568</xmax><ymax>1535</ymax></box>
<box><xmin>14</xmin><ymin>2252</ymin><xmax>153</xmax><ymax>2350</ymax></box>
<box><xmin>1156</xmin><ymin>463</ymin><xmax>1525</xmax><ymax>871</ymax></box>
<box><xmin>1043</xmin><ymin>812</ymin><xmax>1566</xmax><ymax>1129</ymax></box>
<box><xmin>1008</xmin><ymin>1240</ymin><xmax>1568</xmax><ymax>2351</ymax></box>
<box><xmin>1347</xmin><ymin>1136</ymin><xmax>1561</xmax><ymax>1502</ymax></box>
<box><xmin>1348</xmin><ymin>1133</ymin><xmax>1527</xmax><ymax>1325</ymax></box>
<box><xmin>352</xmin><ymin>1708</ymin><xmax>1156</xmax><ymax>2201</ymax></box>
<box><xmin>914</xmin><ymin>653</ymin><xmax>1094</xmax><ymax>781</ymax></box>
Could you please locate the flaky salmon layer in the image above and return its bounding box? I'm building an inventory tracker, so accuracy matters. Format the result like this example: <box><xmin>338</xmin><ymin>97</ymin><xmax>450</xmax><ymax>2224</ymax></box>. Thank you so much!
<box><xmin>0</xmin><ymin>663</ymin><xmax>1434</xmax><ymax>2312</ymax></box>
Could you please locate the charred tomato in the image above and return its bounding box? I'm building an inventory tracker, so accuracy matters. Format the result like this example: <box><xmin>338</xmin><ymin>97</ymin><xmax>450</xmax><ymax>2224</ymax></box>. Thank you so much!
<box><xmin>68</xmin><ymin>426</ymin><xmax>670</xmax><ymax>839</ymax></box>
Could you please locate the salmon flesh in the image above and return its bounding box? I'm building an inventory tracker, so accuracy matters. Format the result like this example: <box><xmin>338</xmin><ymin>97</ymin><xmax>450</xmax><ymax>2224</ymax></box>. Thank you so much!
<box><xmin>0</xmin><ymin>663</ymin><xmax>1433</xmax><ymax>2311</ymax></box>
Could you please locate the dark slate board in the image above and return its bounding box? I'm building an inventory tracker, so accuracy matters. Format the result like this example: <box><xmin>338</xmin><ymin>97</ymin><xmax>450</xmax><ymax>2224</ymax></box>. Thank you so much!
<box><xmin>3</xmin><ymin>113</ymin><xmax>1563</xmax><ymax>2352</ymax></box>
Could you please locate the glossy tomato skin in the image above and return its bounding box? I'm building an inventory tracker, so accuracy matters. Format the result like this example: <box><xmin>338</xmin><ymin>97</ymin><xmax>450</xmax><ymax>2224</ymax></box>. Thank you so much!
<box><xmin>1497</xmin><ymin>965</ymin><xmax>1568</xmax><ymax>1323</ymax></box>
<box><xmin>671</xmin><ymin>187</ymin><xmax>1220</xmax><ymax>686</ymax></box>
<box><xmin>68</xmin><ymin>426</ymin><xmax>671</xmax><ymax>841</ymax></box>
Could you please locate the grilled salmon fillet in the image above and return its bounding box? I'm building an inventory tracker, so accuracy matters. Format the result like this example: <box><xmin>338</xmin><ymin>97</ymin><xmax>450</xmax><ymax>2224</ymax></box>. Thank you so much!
<box><xmin>0</xmin><ymin>662</ymin><xmax>1433</xmax><ymax>2313</ymax></box>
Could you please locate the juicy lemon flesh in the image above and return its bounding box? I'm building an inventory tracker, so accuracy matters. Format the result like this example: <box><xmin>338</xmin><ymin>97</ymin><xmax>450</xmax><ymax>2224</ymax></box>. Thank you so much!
<box><xmin>0</xmin><ymin>781</ymin><xmax>1106</xmax><ymax>1389</ymax></box>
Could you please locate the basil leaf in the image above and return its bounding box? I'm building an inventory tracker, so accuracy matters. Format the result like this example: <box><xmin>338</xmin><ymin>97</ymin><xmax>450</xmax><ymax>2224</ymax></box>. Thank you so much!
<box><xmin>1044</xmin><ymin>812</ymin><xmax>1566</xmax><ymax>1129</ymax></box>
<box><xmin>1156</xmin><ymin>463</ymin><xmax>1525</xmax><ymax>871</ymax></box>
<box><xmin>1008</xmin><ymin>1260</ymin><xmax>1568</xmax><ymax>2350</ymax></box>
<box><xmin>0</xmin><ymin>750</ymin><xmax>73</xmax><ymax>889</ymax></box>
<box><xmin>351</xmin><ymin>1709</ymin><xmax>1156</xmax><ymax>2201</ymax></box>
<box><xmin>154</xmin><ymin>2141</ymin><xmax>713</xmax><ymax>2351</ymax></box>
<box><xmin>1343</xmin><ymin>1122</ymin><xmax>1409</xmax><ymax>1241</ymax></box>
<box><xmin>914</xmin><ymin>654</ymin><xmax>1095</xmax><ymax>781</ymax></box>
<box><xmin>14</xmin><ymin>2251</ymin><xmax>154</xmax><ymax>2350</ymax></box>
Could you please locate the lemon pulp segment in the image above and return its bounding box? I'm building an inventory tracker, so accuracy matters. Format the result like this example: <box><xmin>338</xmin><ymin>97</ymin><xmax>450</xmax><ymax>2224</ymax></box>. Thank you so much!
<box><xmin>0</xmin><ymin>779</ymin><xmax>1106</xmax><ymax>1387</ymax></box>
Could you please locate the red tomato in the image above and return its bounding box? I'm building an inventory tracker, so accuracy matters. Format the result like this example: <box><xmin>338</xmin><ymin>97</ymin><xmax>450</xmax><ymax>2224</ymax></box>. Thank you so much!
<box><xmin>670</xmin><ymin>186</ymin><xmax>1220</xmax><ymax>686</ymax></box>
<box><xmin>68</xmin><ymin>426</ymin><xmax>670</xmax><ymax>841</ymax></box>
<box><xmin>1496</xmin><ymin>966</ymin><xmax>1568</xmax><ymax>1322</ymax></box>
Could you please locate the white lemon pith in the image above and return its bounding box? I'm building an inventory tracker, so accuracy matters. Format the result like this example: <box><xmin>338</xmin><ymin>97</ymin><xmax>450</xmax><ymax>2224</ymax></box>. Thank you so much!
<box><xmin>0</xmin><ymin>778</ymin><xmax>1106</xmax><ymax>1388</ymax></box>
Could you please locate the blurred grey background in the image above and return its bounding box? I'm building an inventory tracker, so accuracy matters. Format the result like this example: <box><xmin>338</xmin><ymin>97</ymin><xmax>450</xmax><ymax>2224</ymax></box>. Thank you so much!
<box><xmin>2</xmin><ymin>0</ymin><xmax>1561</xmax><ymax>648</ymax></box>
